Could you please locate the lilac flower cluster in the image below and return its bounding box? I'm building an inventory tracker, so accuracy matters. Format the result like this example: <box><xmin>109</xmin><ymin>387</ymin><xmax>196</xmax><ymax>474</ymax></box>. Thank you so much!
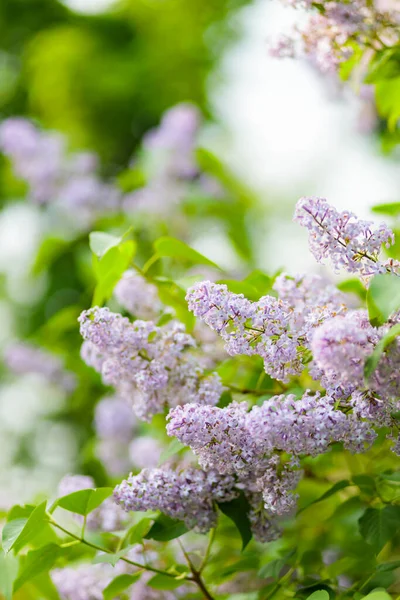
<box><xmin>186</xmin><ymin>272</ymin><xmax>347</xmax><ymax>382</ymax></box>
<box><xmin>294</xmin><ymin>197</ymin><xmax>395</xmax><ymax>279</ymax></box>
<box><xmin>167</xmin><ymin>392</ymin><xmax>374</xmax><ymax>468</ymax></box>
<box><xmin>114</xmin><ymin>467</ymin><xmax>237</xmax><ymax>532</ymax></box>
<box><xmin>270</xmin><ymin>0</ymin><xmax>400</xmax><ymax>73</ymax></box>
<box><xmin>166</xmin><ymin>390</ymin><xmax>377</xmax><ymax>516</ymax></box>
<box><xmin>0</xmin><ymin>118</ymin><xmax>120</xmax><ymax>224</ymax></box>
<box><xmin>4</xmin><ymin>341</ymin><xmax>76</xmax><ymax>393</ymax></box>
<box><xmin>114</xmin><ymin>270</ymin><xmax>162</xmax><ymax>319</ymax></box>
<box><xmin>79</xmin><ymin>307</ymin><xmax>223</xmax><ymax>421</ymax></box>
<box><xmin>57</xmin><ymin>474</ymin><xmax>127</xmax><ymax>532</ymax></box>
<box><xmin>311</xmin><ymin>310</ymin><xmax>377</xmax><ymax>387</ymax></box>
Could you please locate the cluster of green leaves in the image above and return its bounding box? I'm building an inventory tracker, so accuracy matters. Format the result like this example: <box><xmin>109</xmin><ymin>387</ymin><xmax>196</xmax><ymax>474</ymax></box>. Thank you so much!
<box><xmin>340</xmin><ymin>40</ymin><xmax>400</xmax><ymax>149</ymax></box>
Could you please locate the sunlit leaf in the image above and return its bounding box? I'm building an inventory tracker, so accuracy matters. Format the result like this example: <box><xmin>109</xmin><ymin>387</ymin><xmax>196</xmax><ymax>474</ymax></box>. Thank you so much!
<box><xmin>153</xmin><ymin>237</ymin><xmax>221</xmax><ymax>270</ymax></box>
<box><xmin>364</xmin><ymin>323</ymin><xmax>400</xmax><ymax>380</ymax></box>
<box><xmin>367</xmin><ymin>273</ymin><xmax>400</xmax><ymax>326</ymax></box>
<box><xmin>55</xmin><ymin>488</ymin><xmax>113</xmax><ymax>516</ymax></box>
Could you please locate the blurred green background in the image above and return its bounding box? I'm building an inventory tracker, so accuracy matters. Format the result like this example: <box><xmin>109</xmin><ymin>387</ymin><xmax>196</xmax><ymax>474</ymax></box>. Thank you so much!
<box><xmin>0</xmin><ymin>0</ymin><xmax>247</xmax><ymax>166</ymax></box>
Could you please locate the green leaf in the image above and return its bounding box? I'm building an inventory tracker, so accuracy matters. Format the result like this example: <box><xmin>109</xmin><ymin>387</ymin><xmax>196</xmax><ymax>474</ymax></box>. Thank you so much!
<box><xmin>89</xmin><ymin>231</ymin><xmax>122</xmax><ymax>257</ymax></box>
<box><xmin>153</xmin><ymin>237</ymin><xmax>221</xmax><ymax>270</ymax></box>
<box><xmin>364</xmin><ymin>323</ymin><xmax>400</xmax><ymax>380</ymax></box>
<box><xmin>103</xmin><ymin>573</ymin><xmax>141</xmax><ymax>600</ymax></box>
<box><xmin>6</xmin><ymin>505</ymin><xmax>35</xmax><ymax>522</ymax></box>
<box><xmin>337</xmin><ymin>278</ymin><xmax>366</xmax><ymax>301</ymax></box>
<box><xmin>362</xmin><ymin>592</ymin><xmax>393</xmax><ymax>600</ymax></box>
<box><xmin>13</xmin><ymin>543</ymin><xmax>64</xmax><ymax>592</ymax></box>
<box><xmin>153</xmin><ymin>279</ymin><xmax>195</xmax><ymax>331</ymax></box>
<box><xmin>376</xmin><ymin>560</ymin><xmax>400</xmax><ymax>572</ymax></box>
<box><xmin>128</xmin><ymin>518</ymin><xmax>153</xmax><ymax>545</ymax></box>
<box><xmin>55</xmin><ymin>487</ymin><xmax>113</xmax><ymax>516</ymax></box>
<box><xmin>218</xmin><ymin>492</ymin><xmax>253</xmax><ymax>550</ymax></box>
<box><xmin>32</xmin><ymin>237</ymin><xmax>69</xmax><ymax>274</ymax></box>
<box><xmin>0</xmin><ymin>550</ymin><xmax>19</xmax><ymax>600</ymax></box>
<box><xmin>352</xmin><ymin>474</ymin><xmax>376</xmax><ymax>496</ymax></box>
<box><xmin>158</xmin><ymin>439</ymin><xmax>186</xmax><ymax>466</ymax></box>
<box><xmin>244</xmin><ymin>270</ymin><xmax>272</xmax><ymax>296</ymax></box>
<box><xmin>2</xmin><ymin>502</ymin><xmax>48</xmax><ymax>555</ymax></box>
<box><xmin>367</xmin><ymin>273</ymin><xmax>400</xmax><ymax>326</ymax></box>
<box><xmin>92</xmin><ymin>240</ymin><xmax>136</xmax><ymax>305</ymax></box>
<box><xmin>305</xmin><ymin>592</ymin><xmax>329</xmax><ymax>600</ymax></box>
<box><xmin>2</xmin><ymin>520</ymin><xmax>28</xmax><ymax>553</ymax></box>
<box><xmin>147</xmin><ymin>574</ymin><xmax>183</xmax><ymax>590</ymax></box>
<box><xmin>92</xmin><ymin>545</ymin><xmax>138</xmax><ymax>567</ymax></box>
<box><xmin>258</xmin><ymin>558</ymin><xmax>286</xmax><ymax>580</ymax></box>
<box><xmin>298</xmin><ymin>480</ymin><xmax>351</xmax><ymax>514</ymax></box>
<box><xmin>359</xmin><ymin>506</ymin><xmax>400</xmax><ymax>553</ymax></box>
<box><xmin>258</xmin><ymin>549</ymin><xmax>296</xmax><ymax>580</ymax></box>
<box><xmin>365</xmin><ymin>48</ymin><xmax>400</xmax><ymax>84</ymax></box>
<box><xmin>371</xmin><ymin>202</ymin><xmax>400</xmax><ymax>217</ymax></box>
<box><xmin>144</xmin><ymin>514</ymin><xmax>188</xmax><ymax>541</ymax></box>
<box><xmin>375</xmin><ymin>76</ymin><xmax>400</xmax><ymax>131</ymax></box>
<box><xmin>216</xmin><ymin>279</ymin><xmax>260</xmax><ymax>301</ymax></box>
<box><xmin>10</xmin><ymin>502</ymin><xmax>47</xmax><ymax>554</ymax></box>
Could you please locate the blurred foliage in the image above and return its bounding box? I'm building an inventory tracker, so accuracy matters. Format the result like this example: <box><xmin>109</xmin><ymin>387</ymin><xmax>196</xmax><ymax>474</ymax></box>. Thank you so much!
<box><xmin>0</xmin><ymin>0</ymin><xmax>248</xmax><ymax>164</ymax></box>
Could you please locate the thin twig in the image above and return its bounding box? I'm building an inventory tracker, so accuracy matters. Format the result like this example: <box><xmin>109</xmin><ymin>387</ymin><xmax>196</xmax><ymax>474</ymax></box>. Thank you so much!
<box><xmin>48</xmin><ymin>515</ymin><xmax>183</xmax><ymax>579</ymax></box>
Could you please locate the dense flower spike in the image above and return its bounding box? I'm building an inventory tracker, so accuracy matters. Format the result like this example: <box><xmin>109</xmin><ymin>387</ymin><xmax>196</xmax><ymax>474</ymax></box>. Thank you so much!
<box><xmin>114</xmin><ymin>467</ymin><xmax>237</xmax><ymax>532</ymax></box>
<box><xmin>294</xmin><ymin>197</ymin><xmax>395</xmax><ymax>278</ymax></box>
<box><xmin>186</xmin><ymin>276</ymin><xmax>350</xmax><ymax>381</ymax></box>
<box><xmin>4</xmin><ymin>342</ymin><xmax>76</xmax><ymax>392</ymax></box>
<box><xmin>79</xmin><ymin>307</ymin><xmax>223</xmax><ymax>420</ymax></box>
<box><xmin>186</xmin><ymin>280</ymin><xmax>302</xmax><ymax>381</ymax></box>
<box><xmin>168</xmin><ymin>393</ymin><xmax>375</xmax><ymax>469</ymax></box>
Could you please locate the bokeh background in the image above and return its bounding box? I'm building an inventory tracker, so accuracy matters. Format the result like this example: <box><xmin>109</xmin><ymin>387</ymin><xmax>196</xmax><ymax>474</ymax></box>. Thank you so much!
<box><xmin>0</xmin><ymin>0</ymin><xmax>398</xmax><ymax>508</ymax></box>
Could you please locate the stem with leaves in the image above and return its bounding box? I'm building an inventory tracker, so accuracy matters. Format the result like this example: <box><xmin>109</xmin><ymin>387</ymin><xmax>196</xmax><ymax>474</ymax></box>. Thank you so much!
<box><xmin>49</xmin><ymin>513</ymin><xmax>216</xmax><ymax>599</ymax></box>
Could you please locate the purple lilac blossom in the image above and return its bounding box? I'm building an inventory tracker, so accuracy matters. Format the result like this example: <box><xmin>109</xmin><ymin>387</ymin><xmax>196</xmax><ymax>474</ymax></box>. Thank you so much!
<box><xmin>269</xmin><ymin>0</ymin><xmax>399</xmax><ymax>74</ymax></box>
<box><xmin>311</xmin><ymin>311</ymin><xmax>376</xmax><ymax>386</ymax></box>
<box><xmin>168</xmin><ymin>392</ymin><xmax>375</xmax><ymax>473</ymax></box>
<box><xmin>114</xmin><ymin>467</ymin><xmax>237</xmax><ymax>532</ymax></box>
<box><xmin>294</xmin><ymin>197</ymin><xmax>395</xmax><ymax>279</ymax></box>
<box><xmin>79</xmin><ymin>307</ymin><xmax>223</xmax><ymax>420</ymax></box>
